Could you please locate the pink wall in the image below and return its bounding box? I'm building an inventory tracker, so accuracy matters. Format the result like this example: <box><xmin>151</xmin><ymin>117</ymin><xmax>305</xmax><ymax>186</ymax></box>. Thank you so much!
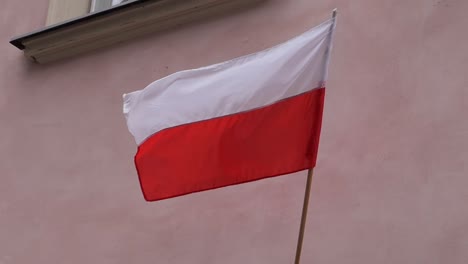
<box><xmin>1</xmin><ymin>0</ymin><xmax>468</xmax><ymax>263</ymax></box>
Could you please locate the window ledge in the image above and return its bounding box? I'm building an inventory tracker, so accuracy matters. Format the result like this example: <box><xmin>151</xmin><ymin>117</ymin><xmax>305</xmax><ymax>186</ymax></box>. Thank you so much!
<box><xmin>10</xmin><ymin>0</ymin><xmax>260</xmax><ymax>64</ymax></box>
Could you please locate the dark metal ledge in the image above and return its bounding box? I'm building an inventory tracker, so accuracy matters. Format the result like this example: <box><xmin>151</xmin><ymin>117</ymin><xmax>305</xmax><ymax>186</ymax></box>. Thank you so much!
<box><xmin>10</xmin><ymin>0</ymin><xmax>260</xmax><ymax>63</ymax></box>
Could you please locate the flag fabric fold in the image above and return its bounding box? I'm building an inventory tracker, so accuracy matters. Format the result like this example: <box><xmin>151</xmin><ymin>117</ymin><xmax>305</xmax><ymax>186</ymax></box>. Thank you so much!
<box><xmin>123</xmin><ymin>18</ymin><xmax>336</xmax><ymax>201</ymax></box>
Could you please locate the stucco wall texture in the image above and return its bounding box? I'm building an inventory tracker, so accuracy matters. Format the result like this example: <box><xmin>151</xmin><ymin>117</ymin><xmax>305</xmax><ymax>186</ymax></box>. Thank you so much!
<box><xmin>1</xmin><ymin>0</ymin><xmax>467</xmax><ymax>263</ymax></box>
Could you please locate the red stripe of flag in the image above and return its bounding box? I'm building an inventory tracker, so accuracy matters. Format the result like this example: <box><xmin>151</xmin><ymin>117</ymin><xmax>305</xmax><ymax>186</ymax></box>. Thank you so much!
<box><xmin>135</xmin><ymin>88</ymin><xmax>325</xmax><ymax>201</ymax></box>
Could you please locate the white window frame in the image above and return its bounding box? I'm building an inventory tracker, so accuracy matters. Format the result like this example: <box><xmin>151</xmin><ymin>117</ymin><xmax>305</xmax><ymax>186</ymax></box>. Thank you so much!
<box><xmin>91</xmin><ymin>0</ymin><xmax>131</xmax><ymax>13</ymax></box>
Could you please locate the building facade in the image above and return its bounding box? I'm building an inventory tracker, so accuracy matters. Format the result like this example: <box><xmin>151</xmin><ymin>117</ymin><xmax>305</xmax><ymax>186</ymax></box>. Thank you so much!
<box><xmin>1</xmin><ymin>0</ymin><xmax>468</xmax><ymax>263</ymax></box>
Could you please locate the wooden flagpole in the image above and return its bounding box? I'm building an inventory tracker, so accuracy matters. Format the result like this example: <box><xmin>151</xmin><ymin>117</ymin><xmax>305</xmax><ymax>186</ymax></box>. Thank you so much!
<box><xmin>294</xmin><ymin>9</ymin><xmax>337</xmax><ymax>264</ymax></box>
<box><xmin>294</xmin><ymin>168</ymin><xmax>314</xmax><ymax>264</ymax></box>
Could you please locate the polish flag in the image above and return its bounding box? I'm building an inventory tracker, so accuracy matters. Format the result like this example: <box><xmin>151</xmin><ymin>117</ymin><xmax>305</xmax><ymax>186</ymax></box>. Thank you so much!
<box><xmin>123</xmin><ymin>18</ymin><xmax>336</xmax><ymax>201</ymax></box>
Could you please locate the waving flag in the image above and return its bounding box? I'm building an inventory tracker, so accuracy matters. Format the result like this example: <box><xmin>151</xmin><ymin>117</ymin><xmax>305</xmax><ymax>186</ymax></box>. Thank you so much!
<box><xmin>123</xmin><ymin>18</ymin><xmax>336</xmax><ymax>201</ymax></box>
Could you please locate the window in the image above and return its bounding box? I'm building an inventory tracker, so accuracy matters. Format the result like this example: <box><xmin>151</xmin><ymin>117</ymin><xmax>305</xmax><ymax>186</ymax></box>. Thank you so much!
<box><xmin>45</xmin><ymin>0</ymin><xmax>133</xmax><ymax>26</ymax></box>
<box><xmin>12</xmin><ymin>0</ymin><xmax>258</xmax><ymax>63</ymax></box>
<box><xmin>91</xmin><ymin>0</ymin><xmax>132</xmax><ymax>13</ymax></box>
